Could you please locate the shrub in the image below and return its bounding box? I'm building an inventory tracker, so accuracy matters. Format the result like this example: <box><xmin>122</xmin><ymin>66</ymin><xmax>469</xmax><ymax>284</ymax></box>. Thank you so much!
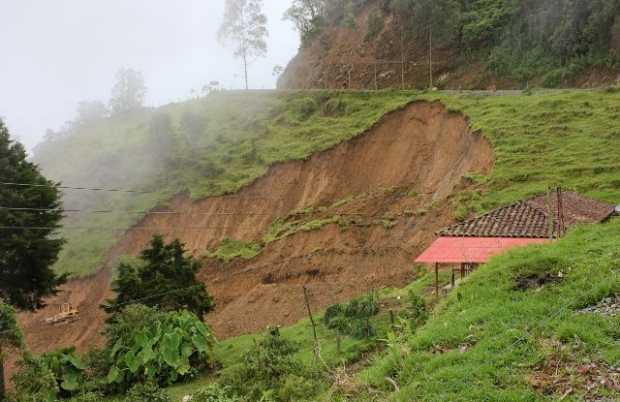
<box><xmin>222</xmin><ymin>328</ymin><xmax>302</xmax><ymax>401</ymax></box>
<box><xmin>11</xmin><ymin>354</ymin><xmax>59</xmax><ymax>402</ymax></box>
<box><xmin>12</xmin><ymin>348</ymin><xmax>86</xmax><ymax>400</ymax></box>
<box><xmin>323</xmin><ymin>293</ymin><xmax>379</xmax><ymax>338</ymax></box>
<box><xmin>290</xmin><ymin>97</ymin><xmax>318</xmax><ymax>120</ymax></box>
<box><xmin>123</xmin><ymin>381</ymin><xmax>171</xmax><ymax>402</ymax></box>
<box><xmin>104</xmin><ymin>305</ymin><xmax>215</xmax><ymax>392</ymax></box>
<box><xmin>321</xmin><ymin>98</ymin><xmax>347</xmax><ymax>117</ymax></box>
<box><xmin>407</xmin><ymin>290</ymin><xmax>428</xmax><ymax>328</ymax></box>
<box><xmin>278</xmin><ymin>374</ymin><xmax>320</xmax><ymax>402</ymax></box>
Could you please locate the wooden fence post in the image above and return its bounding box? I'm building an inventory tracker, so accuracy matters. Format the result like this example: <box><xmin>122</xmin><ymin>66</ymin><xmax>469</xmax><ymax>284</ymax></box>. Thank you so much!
<box><xmin>303</xmin><ymin>286</ymin><xmax>319</xmax><ymax>357</ymax></box>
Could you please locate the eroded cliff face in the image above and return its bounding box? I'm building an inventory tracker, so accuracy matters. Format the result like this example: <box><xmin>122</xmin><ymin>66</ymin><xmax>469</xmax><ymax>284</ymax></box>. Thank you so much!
<box><xmin>17</xmin><ymin>101</ymin><xmax>493</xmax><ymax>357</ymax></box>
<box><xmin>278</xmin><ymin>1</ymin><xmax>620</xmax><ymax>91</ymax></box>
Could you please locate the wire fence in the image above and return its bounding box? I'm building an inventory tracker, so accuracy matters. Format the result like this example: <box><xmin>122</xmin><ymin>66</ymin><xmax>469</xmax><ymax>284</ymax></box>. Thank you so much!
<box><xmin>307</xmin><ymin>60</ymin><xmax>450</xmax><ymax>90</ymax></box>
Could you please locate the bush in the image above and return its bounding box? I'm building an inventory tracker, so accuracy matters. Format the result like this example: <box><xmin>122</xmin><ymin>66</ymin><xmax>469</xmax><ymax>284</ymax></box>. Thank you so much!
<box><xmin>323</xmin><ymin>293</ymin><xmax>379</xmax><ymax>338</ymax></box>
<box><xmin>321</xmin><ymin>98</ymin><xmax>347</xmax><ymax>117</ymax></box>
<box><xmin>12</xmin><ymin>348</ymin><xmax>86</xmax><ymax>400</ymax></box>
<box><xmin>221</xmin><ymin>328</ymin><xmax>302</xmax><ymax>401</ymax></box>
<box><xmin>104</xmin><ymin>305</ymin><xmax>215</xmax><ymax>392</ymax></box>
<box><xmin>407</xmin><ymin>290</ymin><xmax>428</xmax><ymax>328</ymax></box>
<box><xmin>123</xmin><ymin>382</ymin><xmax>171</xmax><ymax>402</ymax></box>
<box><xmin>278</xmin><ymin>374</ymin><xmax>320</xmax><ymax>402</ymax></box>
<box><xmin>11</xmin><ymin>354</ymin><xmax>59</xmax><ymax>402</ymax></box>
<box><xmin>290</xmin><ymin>97</ymin><xmax>318</xmax><ymax>120</ymax></box>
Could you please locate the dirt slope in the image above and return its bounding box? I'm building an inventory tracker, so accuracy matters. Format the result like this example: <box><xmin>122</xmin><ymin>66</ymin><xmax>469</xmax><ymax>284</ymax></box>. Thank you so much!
<box><xmin>17</xmin><ymin>101</ymin><xmax>492</xmax><ymax>357</ymax></box>
<box><xmin>278</xmin><ymin>2</ymin><xmax>620</xmax><ymax>90</ymax></box>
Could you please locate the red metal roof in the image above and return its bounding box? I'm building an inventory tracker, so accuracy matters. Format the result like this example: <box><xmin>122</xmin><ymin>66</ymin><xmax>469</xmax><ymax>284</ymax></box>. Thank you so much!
<box><xmin>415</xmin><ymin>237</ymin><xmax>550</xmax><ymax>264</ymax></box>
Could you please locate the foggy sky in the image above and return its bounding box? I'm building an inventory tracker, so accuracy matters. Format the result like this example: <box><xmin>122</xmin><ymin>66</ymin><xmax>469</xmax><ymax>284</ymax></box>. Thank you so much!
<box><xmin>0</xmin><ymin>0</ymin><xmax>299</xmax><ymax>151</ymax></box>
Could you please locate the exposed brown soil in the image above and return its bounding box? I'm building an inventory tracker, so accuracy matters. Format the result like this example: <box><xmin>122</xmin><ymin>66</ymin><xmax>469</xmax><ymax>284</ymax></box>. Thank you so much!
<box><xmin>278</xmin><ymin>1</ymin><xmax>620</xmax><ymax>91</ymax></box>
<box><xmin>16</xmin><ymin>101</ymin><xmax>493</xmax><ymax>364</ymax></box>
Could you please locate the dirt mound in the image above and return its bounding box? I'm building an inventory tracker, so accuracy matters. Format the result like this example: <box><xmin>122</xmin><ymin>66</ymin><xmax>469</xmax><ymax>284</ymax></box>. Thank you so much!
<box><xmin>17</xmin><ymin>101</ymin><xmax>492</xmax><ymax>356</ymax></box>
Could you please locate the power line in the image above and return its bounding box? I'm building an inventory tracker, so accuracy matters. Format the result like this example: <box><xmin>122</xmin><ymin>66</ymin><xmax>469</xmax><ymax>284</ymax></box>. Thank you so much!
<box><xmin>0</xmin><ymin>181</ymin><xmax>154</xmax><ymax>194</ymax></box>
<box><xmin>0</xmin><ymin>206</ymin><xmax>374</xmax><ymax>217</ymax></box>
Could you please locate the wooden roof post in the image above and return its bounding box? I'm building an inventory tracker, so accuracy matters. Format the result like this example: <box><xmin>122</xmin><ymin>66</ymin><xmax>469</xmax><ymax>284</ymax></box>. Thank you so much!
<box><xmin>435</xmin><ymin>263</ymin><xmax>439</xmax><ymax>299</ymax></box>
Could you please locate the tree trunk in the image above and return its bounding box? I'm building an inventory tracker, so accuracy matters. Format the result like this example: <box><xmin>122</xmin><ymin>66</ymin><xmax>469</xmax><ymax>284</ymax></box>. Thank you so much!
<box><xmin>243</xmin><ymin>51</ymin><xmax>249</xmax><ymax>91</ymax></box>
<box><xmin>429</xmin><ymin>25</ymin><xmax>433</xmax><ymax>89</ymax></box>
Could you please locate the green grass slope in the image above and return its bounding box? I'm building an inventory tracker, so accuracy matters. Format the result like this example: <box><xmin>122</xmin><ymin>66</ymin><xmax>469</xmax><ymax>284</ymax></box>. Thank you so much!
<box><xmin>35</xmin><ymin>88</ymin><xmax>620</xmax><ymax>279</ymax></box>
<box><xmin>36</xmin><ymin>91</ymin><xmax>413</xmax><ymax>276</ymax></box>
<box><xmin>362</xmin><ymin>218</ymin><xmax>620</xmax><ymax>402</ymax></box>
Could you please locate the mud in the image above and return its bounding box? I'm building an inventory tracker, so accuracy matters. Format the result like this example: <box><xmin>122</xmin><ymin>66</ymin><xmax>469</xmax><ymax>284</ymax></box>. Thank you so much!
<box><xmin>16</xmin><ymin>101</ymin><xmax>493</xmax><ymax>359</ymax></box>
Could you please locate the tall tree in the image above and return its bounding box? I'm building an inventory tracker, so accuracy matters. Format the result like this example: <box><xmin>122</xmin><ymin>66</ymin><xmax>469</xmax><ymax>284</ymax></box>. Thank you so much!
<box><xmin>0</xmin><ymin>120</ymin><xmax>66</xmax><ymax>310</ymax></box>
<box><xmin>218</xmin><ymin>0</ymin><xmax>269</xmax><ymax>90</ymax></box>
<box><xmin>284</xmin><ymin>0</ymin><xmax>326</xmax><ymax>44</ymax></box>
<box><xmin>103</xmin><ymin>235</ymin><xmax>214</xmax><ymax>320</ymax></box>
<box><xmin>109</xmin><ymin>68</ymin><xmax>147</xmax><ymax>114</ymax></box>
<box><xmin>0</xmin><ymin>120</ymin><xmax>66</xmax><ymax>399</ymax></box>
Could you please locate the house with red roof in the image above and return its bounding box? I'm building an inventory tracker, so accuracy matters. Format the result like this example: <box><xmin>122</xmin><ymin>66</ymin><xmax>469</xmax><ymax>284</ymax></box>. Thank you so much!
<box><xmin>415</xmin><ymin>189</ymin><xmax>617</xmax><ymax>295</ymax></box>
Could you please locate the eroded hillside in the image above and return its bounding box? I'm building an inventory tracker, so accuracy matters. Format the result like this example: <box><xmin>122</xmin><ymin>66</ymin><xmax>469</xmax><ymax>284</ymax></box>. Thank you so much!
<box><xmin>18</xmin><ymin>101</ymin><xmax>492</xmax><ymax>352</ymax></box>
<box><xmin>279</xmin><ymin>0</ymin><xmax>620</xmax><ymax>90</ymax></box>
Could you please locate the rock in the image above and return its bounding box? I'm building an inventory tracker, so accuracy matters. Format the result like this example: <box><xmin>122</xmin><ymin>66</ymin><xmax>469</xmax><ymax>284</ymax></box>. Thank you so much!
<box><xmin>578</xmin><ymin>295</ymin><xmax>620</xmax><ymax>317</ymax></box>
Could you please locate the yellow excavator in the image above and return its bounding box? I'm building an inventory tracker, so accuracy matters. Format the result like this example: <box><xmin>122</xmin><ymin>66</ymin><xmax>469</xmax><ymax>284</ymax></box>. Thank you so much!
<box><xmin>45</xmin><ymin>303</ymin><xmax>80</xmax><ymax>325</ymax></box>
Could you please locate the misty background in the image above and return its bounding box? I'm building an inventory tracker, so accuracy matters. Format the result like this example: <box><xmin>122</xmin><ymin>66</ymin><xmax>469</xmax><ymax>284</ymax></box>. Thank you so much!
<box><xmin>0</xmin><ymin>0</ymin><xmax>299</xmax><ymax>152</ymax></box>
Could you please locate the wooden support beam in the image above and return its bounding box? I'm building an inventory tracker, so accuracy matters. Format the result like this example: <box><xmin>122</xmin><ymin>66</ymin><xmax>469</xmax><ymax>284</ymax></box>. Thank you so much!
<box><xmin>435</xmin><ymin>263</ymin><xmax>439</xmax><ymax>298</ymax></box>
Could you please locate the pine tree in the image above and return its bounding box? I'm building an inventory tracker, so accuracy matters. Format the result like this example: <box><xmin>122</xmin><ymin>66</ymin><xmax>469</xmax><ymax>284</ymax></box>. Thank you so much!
<box><xmin>103</xmin><ymin>235</ymin><xmax>214</xmax><ymax>319</ymax></box>
<box><xmin>1</xmin><ymin>119</ymin><xmax>65</xmax><ymax>399</ymax></box>
<box><xmin>0</xmin><ymin>120</ymin><xmax>66</xmax><ymax>311</ymax></box>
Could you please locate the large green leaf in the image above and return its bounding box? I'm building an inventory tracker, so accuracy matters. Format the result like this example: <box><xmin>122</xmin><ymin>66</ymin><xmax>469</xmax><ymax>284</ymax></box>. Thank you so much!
<box><xmin>60</xmin><ymin>371</ymin><xmax>80</xmax><ymax>391</ymax></box>
<box><xmin>161</xmin><ymin>332</ymin><xmax>182</xmax><ymax>368</ymax></box>
<box><xmin>64</xmin><ymin>353</ymin><xmax>86</xmax><ymax>370</ymax></box>
<box><xmin>191</xmin><ymin>334</ymin><xmax>209</xmax><ymax>354</ymax></box>
<box><xmin>124</xmin><ymin>350</ymin><xmax>141</xmax><ymax>373</ymax></box>
<box><xmin>106</xmin><ymin>366</ymin><xmax>120</xmax><ymax>384</ymax></box>
<box><xmin>138</xmin><ymin>343</ymin><xmax>156</xmax><ymax>365</ymax></box>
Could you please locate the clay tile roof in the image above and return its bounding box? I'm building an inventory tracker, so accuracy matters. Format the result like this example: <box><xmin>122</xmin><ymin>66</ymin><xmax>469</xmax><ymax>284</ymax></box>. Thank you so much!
<box><xmin>439</xmin><ymin>191</ymin><xmax>615</xmax><ymax>239</ymax></box>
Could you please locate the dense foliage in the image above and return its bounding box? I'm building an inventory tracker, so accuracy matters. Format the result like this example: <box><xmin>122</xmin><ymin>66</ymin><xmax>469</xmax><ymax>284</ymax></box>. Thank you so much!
<box><xmin>104</xmin><ymin>236</ymin><xmax>214</xmax><ymax>319</ymax></box>
<box><xmin>218</xmin><ymin>0</ymin><xmax>268</xmax><ymax>90</ymax></box>
<box><xmin>288</xmin><ymin>0</ymin><xmax>620</xmax><ymax>82</ymax></box>
<box><xmin>323</xmin><ymin>293</ymin><xmax>379</xmax><ymax>338</ymax></box>
<box><xmin>12</xmin><ymin>348</ymin><xmax>86</xmax><ymax>400</ymax></box>
<box><xmin>221</xmin><ymin>327</ymin><xmax>318</xmax><ymax>401</ymax></box>
<box><xmin>104</xmin><ymin>306</ymin><xmax>215</xmax><ymax>391</ymax></box>
<box><xmin>11</xmin><ymin>305</ymin><xmax>215</xmax><ymax>400</ymax></box>
<box><xmin>0</xmin><ymin>120</ymin><xmax>66</xmax><ymax>310</ymax></box>
<box><xmin>363</xmin><ymin>219</ymin><xmax>620</xmax><ymax>400</ymax></box>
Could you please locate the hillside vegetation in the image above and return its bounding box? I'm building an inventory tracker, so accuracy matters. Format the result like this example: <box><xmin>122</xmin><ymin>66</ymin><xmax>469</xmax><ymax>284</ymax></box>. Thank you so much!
<box><xmin>26</xmin><ymin>87</ymin><xmax>620</xmax><ymax>401</ymax></box>
<box><xmin>34</xmin><ymin>89</ymin><xmax>620</xmax><ymax>277</ymax></box>
<box><xmin>280</xmin><ymin>0</ymin><xmax>620</xmax><ymax>89</ymax></box>
<box><xmin>33</xmin><ymin>91</ymin><xmax>413</xmax><ymax>276</ymax></box>
<box><xmin>360</xmin><ymin>217</ymin><xmax>620</xmax><ymax>401</ymax></box>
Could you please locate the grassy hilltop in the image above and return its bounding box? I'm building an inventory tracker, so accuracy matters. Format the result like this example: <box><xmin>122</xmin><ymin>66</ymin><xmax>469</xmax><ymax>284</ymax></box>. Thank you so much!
<box><xmin>34</xmin><ymin>89</ymin><xmax>620</xmax><ymax>277</ymax></box>
<box><xmin>30</xmin><ymin>88</ymin><xmax>620</xmax><ymax>401</ymax></box>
